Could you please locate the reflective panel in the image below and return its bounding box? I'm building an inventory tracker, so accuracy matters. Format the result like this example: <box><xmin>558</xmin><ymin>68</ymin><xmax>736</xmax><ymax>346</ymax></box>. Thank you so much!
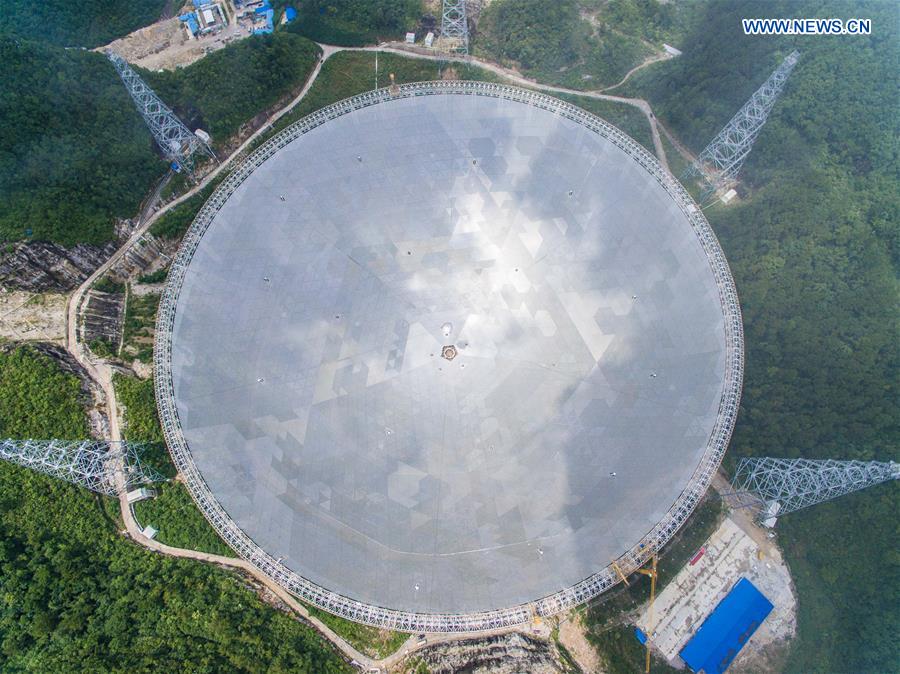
<box><xmin>163</xmin><ymin>86</ymin><xmax>737</xmax><ymax>617</ymax></box>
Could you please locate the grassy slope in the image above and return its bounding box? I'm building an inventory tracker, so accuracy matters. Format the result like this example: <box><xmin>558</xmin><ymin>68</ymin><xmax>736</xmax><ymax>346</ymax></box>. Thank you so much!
<box><xmin>0</xmin><ymin>0</ymin><xmax>167</xmax><ymax>48</ymax></box>
<box><xmin>622</xmin><ymin>2</ymin><xmax>899</xmax><ymax>671</ymax></box>
<box><xmin>133</xmin><ymin>481</ymin><xmax>236</xmax><ymax>558</ymax></box>
<box><xmin>113</xmin><ymin>374</ymin><xmax>238</xmax><ymax>557</ymax></box>
<box><xmin>0</xmin><ymin>347</ymin><xmax>348</xmax><ymax>671</ymax></box>
<box><xmin>269</xmin><ymin>51</ymin><xmax>655</xmax><ymax>151</ymax></box>
<box><xmin>304</xmin><ymin>603</ymin><xmax>409</xmax><ymax>659</ymax></box>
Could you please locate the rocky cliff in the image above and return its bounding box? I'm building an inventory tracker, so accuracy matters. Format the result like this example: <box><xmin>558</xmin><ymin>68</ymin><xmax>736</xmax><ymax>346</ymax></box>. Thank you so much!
<box><xmin>0</xmin><ymin>240</ymin><xmax>119</xmax><ymax>293</ymax></box>
<box><xmin>403</xmin><ymin>632</ymin><xmax>568</xmax><ymax>674</ymax></box>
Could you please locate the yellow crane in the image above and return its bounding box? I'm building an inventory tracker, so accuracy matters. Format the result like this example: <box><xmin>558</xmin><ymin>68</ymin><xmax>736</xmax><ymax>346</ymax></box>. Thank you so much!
<box><xmin>636</xmin><ymin>554</ymin><xmax>659</xmax><ymax>673</ymax></box>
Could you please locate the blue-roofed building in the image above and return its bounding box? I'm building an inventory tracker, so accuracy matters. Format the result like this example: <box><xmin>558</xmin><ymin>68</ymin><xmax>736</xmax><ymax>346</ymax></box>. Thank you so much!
<box><xmin>253</xmin><ymin>8</ymin><xmax>275</xmax><ymax>34</ymax></box>
<box><xmin>284</xmin><ymin>7</ymin><xmax>297</xmax><ymax>23</ymax></box>
<box><xmin>679</xmin><ymin>578</ymin><xmax>774</xmax><ymax>674</ymax></box>
<box><xmin>179</xmin><ymin>13</ymin><xmax>200</xmax><ymax>37</ymax></box>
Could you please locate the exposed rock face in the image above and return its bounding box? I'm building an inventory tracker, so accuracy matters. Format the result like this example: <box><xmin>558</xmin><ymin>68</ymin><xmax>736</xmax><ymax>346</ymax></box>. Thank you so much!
<box><xmin>0</xmin><ymin>240</ymin><xmax>119</xmax><ymax>293</ymax></box>
<box><xmin>406</xmin><ymin>633</ymin><xmax>566</xmax><ymax>674</ymax></box>
<box><xmin>82</xmin><ymin>290</ymin><xmax>126</xmax><ymax>346</ymax></box>
<box><xmin>111</xmin><ymin>232</ymin><xmax>177</xmax><ymax>279</ymax></box>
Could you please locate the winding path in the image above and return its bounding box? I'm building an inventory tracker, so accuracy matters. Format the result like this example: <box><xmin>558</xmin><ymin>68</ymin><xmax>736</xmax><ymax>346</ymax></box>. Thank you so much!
<box><xmin>64</xmin><ymin>39</ymin><xmax>686</xmax><ymax>671</ymax></box>
<box><xmin>359</xmin><ymin>43</ymin><xmax>670</xmax><ymax>170</ymax></box>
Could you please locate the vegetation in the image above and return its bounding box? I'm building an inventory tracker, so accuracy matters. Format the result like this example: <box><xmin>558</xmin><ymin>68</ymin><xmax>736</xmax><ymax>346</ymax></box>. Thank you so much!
<box><xmin>554</xmin><ymin>93</ymin><xmax>655</xmax><ymax>154</ymax></box>
<box><xmin>145</xmin><ymin>33</ymin><xmax>321</xmax><ymax>142</ymax></box>
<box><xmin>0</xmin><ymin>346</ymin><xmax>88</xmax><ymax>440</ymax></box>
<box><xmin>0</xmin><ymin>464</ymin><xmax>350</xmax><ymax>671</ymax></box>
<box><xmin>114</xmin><ymin>373</ymin><xmax>239</xmax><ymax>559</ymax></box>
<box><xmin>304</xmin><ymin>602</ymin><xmax>408</xmax><ymax>659</ymax></box>
<box><xmin>476</xmin><ymin>0</ymin><xmax>660</xmax><ymax>89</ymax></box>
<box><xmin>0</xmin><ymin>37</ymin><xmax>165</xmax><ymax>246</ymax></box>
<box><xmin>88</xmin><ymin>338</ymin><xmax>118</xmax><ymax>361</ymax></box>
<box><xmin>622</xmin><ymin>2</ymin><xmax>899</xmax><ymax>670</ymax></box>
<box><xmin>0</xmin><ymin>0</ymin><xmax>167</xmax><ymax>48</ymax></box>
<box><xmin>1</xmin><ymin>32</ymin><xmax>318</xmax><ymax>249</ymax></box>
<box><xmin>1</xmin><ymin>348</ymin><xmax>346</xmax><ymax>671</ymax></box>
<box><xmin>137</xmin><ymin>266</ymin><xmax>168</xmax><ymax>284</ymax></box>
<box><xmin>150</xmin><ymin>173</ymin><xmax>227</xmax><ymax>241</ymax></box>
<box><xmin>113</xmin><ymin>373</ymin><xmax>171</xmax><ymax>479</ymax></box>
<box><xmin>120</xmin><ymin>286</ymin><xmax>159</xmax><ymax>364</ymax></box>
<box><xmin>285</xmin><ymin>0</ymin><xmax>422</xmax><ymax>46</ymax></box>
<box><xmin>266</xmin><ymin>51</ymin><xmax>651</xmax><ymax>154</ymax></box>
<box><xmin>133</xmin><ymin>481</ymin><xmax>236</xmax><ymax>558</ymax></box>
<box><xmin>93</xmin><ymin>276</ymin><xmax>125</xmax><ymax>294</ymax></box>
<box><xmin>269</xmin><ymin>50</ymin><xmax>499</xmax><ymax>136</ymax></box>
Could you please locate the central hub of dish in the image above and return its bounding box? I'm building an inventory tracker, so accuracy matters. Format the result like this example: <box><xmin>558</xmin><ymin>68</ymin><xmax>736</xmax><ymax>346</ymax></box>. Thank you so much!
<box><xmin>441</xmin><ymin>345</ymin><xmax>458</xmax><ymax>361</ymax></box>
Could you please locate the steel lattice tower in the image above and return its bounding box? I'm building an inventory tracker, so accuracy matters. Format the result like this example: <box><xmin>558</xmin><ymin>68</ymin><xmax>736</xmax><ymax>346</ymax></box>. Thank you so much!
<box><xmin>0</xmin><ymin>439</ymin><xmax>162</xmax><ymax>496</ymax></box>
<box><xmin>441</xmin><ymin>0</ymin><xmax>469</xmax><ymax>54</ymax></box>
<box><xmin>732</xmin><ymin>457</ymin><xmax>898</xmax><ymax>520</ymax></box>
<box><xmin>107</xmin><ymin>51</ymin><xmax>214</xmax><ymax>174</ymax></box>
<box><xmin>686</xmin><ymin>51</ymin><xmax>799</xmax><ymax>193</ymax></box>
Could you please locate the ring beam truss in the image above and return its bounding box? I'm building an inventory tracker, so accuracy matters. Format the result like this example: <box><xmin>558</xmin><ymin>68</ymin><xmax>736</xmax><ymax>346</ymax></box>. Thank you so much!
<box><xmin>154</xmin><ymin>81</ymin><xmax>744</xmax><ymax>633</ymax></box>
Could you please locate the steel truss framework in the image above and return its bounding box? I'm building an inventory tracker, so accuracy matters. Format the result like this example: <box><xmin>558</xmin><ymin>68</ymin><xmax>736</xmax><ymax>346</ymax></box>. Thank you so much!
<box><xmin>0</xmin><ymin>439</ymin><xmax>162</xmax><ymax>496</ymax></box>
<box><xmin>732</xmin><ymin>457</ymin><xmax>899</xmax><ymax>518</ymax></box>
<box><xmin>686</xmin><ymin>51</ymin><xmax>799</xmax><ymax>192</ymax></box>
<box><xmin>107</xmin><ymin>51</ymin><xmax>214</xmax><ymax>173</ymax></box>
<box><xmin>154</xmin><ymin>81</ymin><xmax>745</xmax><ymax>633</ymax></box>
<box><xmin>441</xmin><ymin>0</ymin><xmax>469</xmax><ymax>53</ymax></box>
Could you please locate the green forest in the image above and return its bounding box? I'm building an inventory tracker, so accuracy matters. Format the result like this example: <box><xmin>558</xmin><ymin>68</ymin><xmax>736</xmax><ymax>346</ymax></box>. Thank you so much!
<box><xmin>618</xmin><ymin>1</ymin><xmax>898</xmax><ymax>670</ymax></box>
<box><xmin>145</xmin><ymin>33</ymin><xmax>321</xmax><ymax>142</ymax></box>
<box><xmin>0</xmin><ymin>0</ymin><xmax>166</xmax><ymax>48</ymax></box>
<box><xmin>0</xmin><ymin>36</ymin><xmax>165</xmax><ymax>246</ymax></box>
<box><xmin>0</xmin><ymin>346</ymin><xmax>88</xmax><ymax>440</ymax></box>
<box><xmin>284</xmin><ymin>0</ymin><xmax>422</xmax><ymax>46</ymax></box>
<box><xmin>476</xmin><ymin>0</ymin><xmax>668</xmax><ymax>89</ymax></box>
<box><xmin>0</xmin><ymin>32</ymin><xmax>320</xmax><ymax>249</ymax></box>
<box><xmin>0</xmin><ymin>347</ymin><xmax>349</xmax><ymax>672</ymax></box>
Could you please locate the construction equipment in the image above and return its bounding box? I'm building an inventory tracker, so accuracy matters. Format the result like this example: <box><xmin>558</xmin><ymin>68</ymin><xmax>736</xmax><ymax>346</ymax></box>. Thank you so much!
<box><xmin>636</xmin><ymin>555</ymin><xmax>659</xmax><ymax>673</ymax></box>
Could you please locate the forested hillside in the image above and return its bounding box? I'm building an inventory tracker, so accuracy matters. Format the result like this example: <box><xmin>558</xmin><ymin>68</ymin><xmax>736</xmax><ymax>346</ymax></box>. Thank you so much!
<box><xmin>284</xmin><ymin>0</ymin><xmax>422</xmax><ymax>46</ymax></box>
<box><xmin>0</xmin><ymin>346</ymin><xmax>349</xmax><ymax>672</ymax></box>
<box><xmin>0</xmin><ymin>32</ymin><xmax>320</xmax><ymax>250</ymax></box>
<box><xmin>624</xmin><ymin>2</ymin><xmax>898</xmax><ymax>670</ymax></box>
<box><xmin>0</xmin><ymin>0</ymin><xmax>167</xmax><ymax>48</ymax></box>
<box><xmin>0</xmin><ymin>36</ymin><xmax>164</xmax><ymax>246</ymax></box>
<box><xmin>476</xmin><ymin>0</ymin><xmax>680</xmax><ymax>89</ymax></box>
<box><xmin>145</xmin><ymin>33</ymin><xmax>321</xmax><ymax>142</ymax></box>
